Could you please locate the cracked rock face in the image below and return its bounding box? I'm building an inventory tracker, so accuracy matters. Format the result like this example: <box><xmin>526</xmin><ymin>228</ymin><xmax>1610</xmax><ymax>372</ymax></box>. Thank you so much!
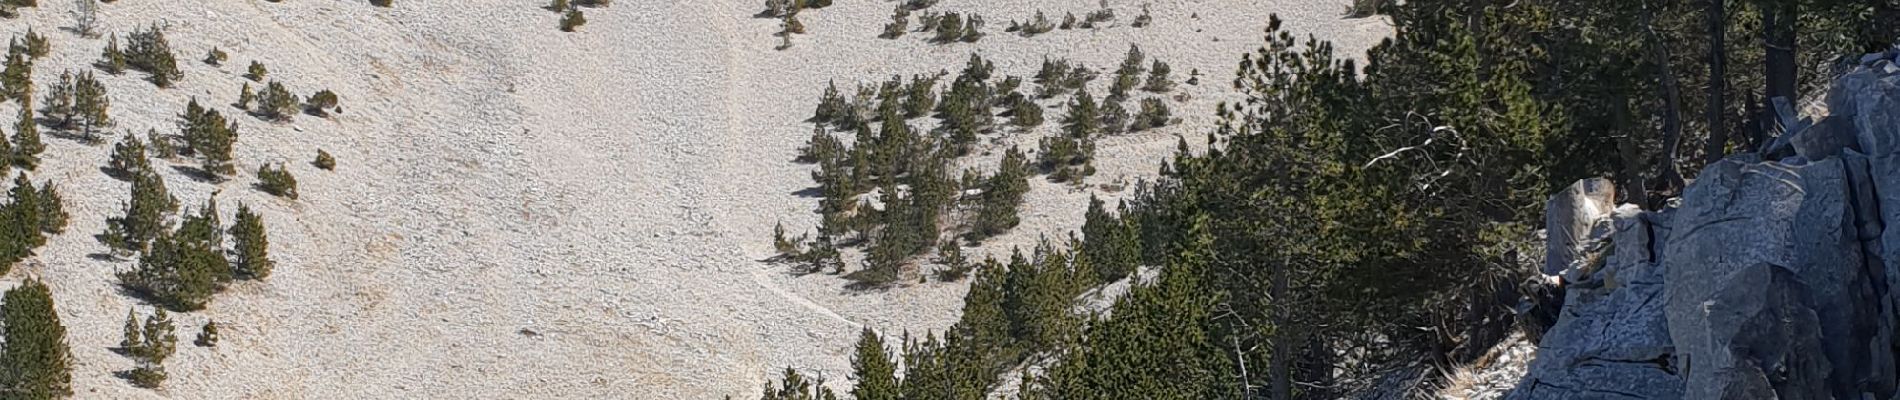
<box><xmin>1545</xmin><ymin>178</ymin><xmax>1617</xmax><ymax>280</ymax></box>
<box><xmin>1509</xmin><ymin>58</ymin><xmax>1900</xmax><ymax>400</ymax></box>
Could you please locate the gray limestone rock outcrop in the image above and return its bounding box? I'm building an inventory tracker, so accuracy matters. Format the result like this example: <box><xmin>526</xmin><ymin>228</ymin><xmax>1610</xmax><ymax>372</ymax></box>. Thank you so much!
<box><xmin>1544</xmin><ymin>178</ymin><xmax>1617</xmax><ymax>281</ymax></box>
<box><xmin>1508</xmin><ymin>54</ymin><xmax>1900</xmax><ymax>400</ymax></box>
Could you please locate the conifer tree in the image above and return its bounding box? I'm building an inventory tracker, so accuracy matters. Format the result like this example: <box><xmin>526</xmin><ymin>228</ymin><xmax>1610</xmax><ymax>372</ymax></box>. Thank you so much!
<box><xmin>126</xmin><ymin>24</ymin><xmax>182</xmax><ymax>87</ymax></box>
<box><xmin>11</xmin><ymin>94</ymin><xmax>42</xmax><ymax>170</ymax></box>
<box><xmin>120</xmin><ymin>229</ymin><xmax>219</xmax><ymax>311</ymax></box>
<box><xmin>193</xmin><ymin>321</ymin><xmax>218</xmax><ymax>347</ymax></box>
<box><xmin>203</xmin><ymin>47</ymin><xmax>227</xmax><ymax>66</ymax></box>
<box><xmin>1</xmin><ymin>278</ymin><xmax>72</xmax><ymax>399</ymax></box>
<box><xmin>968</xmin><ymin>147</ymin><xmax>1028</xmax><ymax>240</ymax></box>
<box><xmin>33</xmin><ymin>181</ymin><xmax>65</xmax><ymax>235</ymax></box>
<box><xmin>245</xmin><ymin>61</ymin><xmax>267</xmax><ymax>82</ymax></box>
<box><xmin>305</xmin><ymin>89</ymin><xmax>339</xmax><ymax>117</ymax></box>
<box><xmin>230</xmin><ymin>203</ymin><xmax>273</xmax><ymax>280</ymax></box>
<box><xmin>145</xmin><ymin>128</ymin><xmax>175</xmax><ymax>160</ymax></box>
<box><xmin>175</xmin><ymin>199</ymin><xmax>231</xmax><ymax>285</ymax></box>
<box><xmin>107</xmin><ymin>132</ymin><xmax>150</xmax><ymax>177</ymax></box>
<box><xmin>1143</xmin><ymin>60</ymin><xmax>1173</xmax><ymax>92</ymax></box>
<box><xmin>119</xmin><ymin>308</ymin><xmax>142</xmax><ymax>353</ymax></box>
<box><xmin>39</xmin><ymin>71</ymin><xmax>74</xmax><ymax>129</ymax></box>
<box><xmin>850</xmin><ymin>328</ymin><xmax>899</xmax><ymax>400</ymax></box>
<box><xmin>1080</xmin><ymin>196</ymin><xmax>1140</xmax><ymax>283</ymax></box>
<box><xmin>880</xmin><ymin>5</ymin><xmax>909</xmax><ymax>39</ymax></box>
<box><xmin>560</xmin><ymin>7</ymin><xmax>587</xmax><ymax>32</ymax></box>
<box><xmin>1008</xmin><ymin>94</ymin><xmax>1043</xmax><ymax>128</ymax></box>
<box><xmin>179</xmin><ymin>99</ymin><xmax>239</xmax><ymax>175</ymax></box>
<box><xmin>1</xmin><ymin>52</ymin><xmax>29</xmax><ymax>102</ymax></box>
<box><xmin>20</xmin><ymin>28</ymin><xmax>48</xmax><ymax>59</ymax></box>
<box><xmin>236</xmin><ymin>82</ymin><xmax>254</xmax><ymax>110</ymax></box>
<box><xmin>256</xmin><ymin>81</ymin><xmax>297</xmax><ymax>121</ymax></box>
<box><xmin>1041</xmin><ymin>216</ymin><xmax>1230</xmax><ymax>398</ymax></box>
<box><xmin>6</xmin><ymin>174</ymin><xmax>43</xmax><ymax>251</ymax></box>
<box><xmin>1060</xmin><ymin>89</ymin><xmax>1100</xmax><ymax>138</ymax></box>
<box><xmin>758</xmin><ymin>367</ymin><xmax>840</xmax><ymax>400</ymax></box>
<box><xmin>314</xmin><ymin>149</ymin><xmax>336</xmax><ymax>170</ymax></box>
<box><xmin>127</xmin><ymin>308</ymin><xmax>175</xmax><ymax>388</ymax></box>
<box><xmin>1099</xmin><ymin>97</ymin><xmax>1129</xmax><ymax>134</ymax></box>
<box><xmin>256</xmin><ymin>163</ymin><xmax>298</xmax><ymax>199</ymax></box>
<box><xmin>73</xmin><ymin>71</ymin><xmax>111</xmax><ymax>141</ymax></box>
<box><xmin>99</xmin><ymin>34</ymin><xmax>126</xmax><ymax>75</ymax></box>
<box><xmin>100</xmin><ymin>169</ymin><xmax>177</xmax><ymax>253</ymax></box>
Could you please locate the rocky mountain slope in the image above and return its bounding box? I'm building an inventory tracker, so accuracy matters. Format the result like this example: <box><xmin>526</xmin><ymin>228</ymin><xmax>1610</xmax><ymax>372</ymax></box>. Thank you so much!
<box><xmin>1511</xmin><ymin>51</ymin><xmax>1900</xmax><ymax>399</ymax></box>
<box><xmin>0</xmin><ymin>0</ymin><xmax>1388</xmax><ymax>398</ymax></box>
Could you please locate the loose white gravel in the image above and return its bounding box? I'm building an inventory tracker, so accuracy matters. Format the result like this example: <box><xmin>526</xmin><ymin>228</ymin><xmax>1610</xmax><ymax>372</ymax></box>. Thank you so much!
<box><xmin>0</xmin><ymin>0</ymin><xmax>1386</xmax><ymax>398</ymax></box>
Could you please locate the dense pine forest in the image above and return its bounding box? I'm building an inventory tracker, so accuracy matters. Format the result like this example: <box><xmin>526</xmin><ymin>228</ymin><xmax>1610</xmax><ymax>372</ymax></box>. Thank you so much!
<box><xmin>757</xmin><ymin>0</ymin><xmax>1900</xmax><ymax>398</ymax></box>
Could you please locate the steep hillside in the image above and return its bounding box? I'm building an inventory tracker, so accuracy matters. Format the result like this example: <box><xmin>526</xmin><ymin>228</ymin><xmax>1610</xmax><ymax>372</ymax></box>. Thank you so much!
<box><xmin>0</xmin><ymin>0</ymin><xmax>1386</xmax><ymax>398</ymax></box>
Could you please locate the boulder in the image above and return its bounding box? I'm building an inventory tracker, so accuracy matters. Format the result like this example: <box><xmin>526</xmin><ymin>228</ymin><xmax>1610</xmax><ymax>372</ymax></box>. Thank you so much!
<box><xmin>1544</xmin><ymin>178</ymin><xmax>1616</xmax><ymax>278</ymax></box>
<box><xmin>1664</xmin><ymin>157</ymin><xmax>1884</xmax><ymax>399</ymax></box>
<box><xmin>1687</xmin><ymin>263</ymin><xmax>1830</xmax><ymax>400</ymax></box>
<box><xmin>1511</xmin><ymin>54</ymin><xmax>1900</xmax><ymax>400</ymax></box>
<box><xmin>1506</xmin><ymin>203</ymin><xmax>1680</xmax><ymax>400</ymax></box>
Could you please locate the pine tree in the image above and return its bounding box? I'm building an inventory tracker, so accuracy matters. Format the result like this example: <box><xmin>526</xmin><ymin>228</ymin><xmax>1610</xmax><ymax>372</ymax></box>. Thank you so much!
<box><xmin>1060</xmin><ymin>89</ymin><xmax>1100</xmax><ymax>138</ymax></box>
<box><xmin>1</xmin><ymin>278</ymin><xmax>72</xmax><ymax>399</ymax></box>
<box><xmin>39</xmin><ymin>71</ymin><xmax>74</xmax><ymax>129</ymax></box>
<box><xmin>1</xmin><ymin>52</ymin><xmax>29</xmax><ymax>103</ymax></box>
<box><xmin>230</xmin><ymin>203</ymin><xmax>273</xmax><ymax>280</ymax></box>
<box><xmin>73</xmin><ymin>70</ymin><xmax>111</xmax><ymax>141</ymax></box>
<box><xmin>99</xmin><ymin>34</ymin><xmax>127</xmax><ymax>74</ymax></box>
<box><xmin>1099</xmin><ymin>96</ymin><xmax>1129</xmax><ymax>134</ymax></box>
<box><xmin>175</xmin><ymin>199</ymin><xmax>231</xmax><ymax>285</ymax></box>
<box><xmin>11</xmin><ymin>94</ymin><xmax>42</xmax><ymax>170</ymax></box>
<box><xmin>245</xmin><ymin>61</ymin><xmax>267</xmax><ymax>82</ymax></box>
<box><xmin>179</xmin><ymin>99</ymin><xmax>239</xmax><ymax>175</ymax></box>
<box><xmin>759</xmin><ymin>367</ymin><xmax>840</xmax><ymax>400</ymax></box>
<box><xmin>128</xmin><ymin>308</ymin><xmax>175</xmax><ymax>388</ymax></box>
<box><xmin>314</xmin><ymin>149</ymin><xmax>336</xmax><ymax>170</ymax></box>
<box><xmin>1129</xmin><ymin>97</ymin><xmax>1171</xmax><ymax>132</ymax></box>
<box><xmin>203</xmin><ymin>47</ymin><xmax>227</xmax><ymax>66</ymax></box>
<box><xmin>120</xmin><ymin>229</ymin><xmax>220</xmax><ymax>311</ymax></box>
<box><xmin>560</xmin><ymin>7</ymin><xmax>587</xmax><ymax>32</ymax></box>
<box><xmin>20</xmin><ymin>28</ymin><xmax>48</xmax><ymax>59</ymax></box>
<box><xmin>100</xmin><ymin>169</ymin><xmax>177</xmax><ymax>253</ymax></box>
<box><xmin>849</xmin><ymin>328</ymin><xmax>899</xmax><ymax>400</ymax></box>
<box><xmin>256</xmin><ymin>81</ymin><xmax>297</xmax><ymax>121</ymax></box>
<box><xmin>193</xmin><ymin>321</ymin><xmax>218</xmax><ymax>347</ymax></box>
<box><xmin>1080</xmin><ymin>196</ymin><xmax>1140</xmax><ymax>283</ymax></box>
<box><xmin>119</xmin><ymin>308</ymin><xmax>142</xmax><ymax>354</ymax></box>
<box><xmin>968</xmin><ymin>147</ymin><xmax>1028</xmax><ymax>240</ymax></box>
<box><xmin>33</xmin><ymin>181</ymin><xmax>65</xmax><ymax>235</ymax></box>
<box><xmin>6</xmin><ymin>174</ymin><xmax>43</xmax><ymax>253</ymax></box>
<box><xmin>145</xmin><ymin>128</ymin><xmax>175</xmax><ymax>159</ymax></box>
<box><xmin>107</xmin><ymin>132</ymin><xmax>150</xmax><ymax>177</ymax></box>
<box><xmin>256</xmin><ymin>163</ymin><xmax>298</xmax><ymax>199</ymax></box>
<box><xmin>305</xmin><ymin>89</ymin><xmax>340</xmax><ymax>117</ymax></box>
<box><xmin>1042</xmin><ymin>216</ymin><xmax>1230</xmax><ymax>398</ymax></box>
<box><xmin>126</xmin><ymin>24</ymin><xmax>183</xmax><ymax>87</ymax></box>
<box><xmin>236</xmin><ymin>82</ymin><xmax>254</xmax><ymax>110</ymax></box>
<box><xmin>1143</xmin><ymin>60</ymin><xmax>1173</xmax><ymax>92</ymax></box>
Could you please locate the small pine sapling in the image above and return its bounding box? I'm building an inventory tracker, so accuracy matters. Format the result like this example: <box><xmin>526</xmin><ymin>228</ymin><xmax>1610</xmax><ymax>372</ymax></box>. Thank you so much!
<box><xmin>313</xmin><ymin>149</ymin><xmax>336</xmax><ymax>170</ymax></box>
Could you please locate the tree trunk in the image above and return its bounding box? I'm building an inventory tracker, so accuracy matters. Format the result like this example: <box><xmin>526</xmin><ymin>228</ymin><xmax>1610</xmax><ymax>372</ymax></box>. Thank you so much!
<box><xmin>1644</xmin><ymin>2</ymin><xmax>1686</xmax><ymax>195</ymax></box>
<box><xmin>1761</xmin><ymin>0</ymin><xmax>1797</xmax><ymax>133</ymax></box>
<box><xmin>1616</xmin><ymin>92</ymin><xmax>1652</xmax><ymax>208</ymax></box>
<box><xmin>1269</xmin><ymin>255</ymin><xmax>1292</xmax><ymax>400</ymax></box>
<box><xmin>1703</xmin><ymin>0</ymin><xmax>1729</xmax><ymax>164</ymax></box>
